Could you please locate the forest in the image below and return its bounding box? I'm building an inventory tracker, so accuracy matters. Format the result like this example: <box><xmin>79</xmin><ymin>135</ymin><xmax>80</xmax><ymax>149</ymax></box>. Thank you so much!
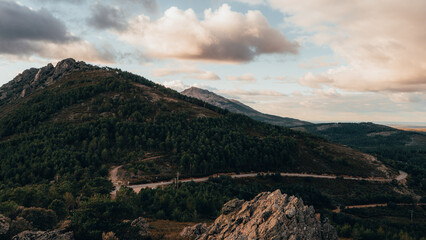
<box><xmin>0</xmin><ymin>68</ymin><xmax>424</xmax><ymax>239</ymax></box>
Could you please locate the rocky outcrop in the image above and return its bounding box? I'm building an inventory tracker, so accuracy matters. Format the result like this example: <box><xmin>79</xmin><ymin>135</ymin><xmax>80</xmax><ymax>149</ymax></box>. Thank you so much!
<box><xmin>0</xmin><ymin>214</ymin><xmax>10</xmax><ymax>235</ymax></box>
<box><xmin>0</xmin><ymin>58</ymin><xmax>98</xmax><ymax>106</ymax></box>
<box><xmin>181</xmin><ymin>190</ymin><xmax>338</xmax><ymax>240</ymax></box>
<box><xmin>11</xmin><ymin>229</ymin><xmax>74</xmax><ymax>240</ymax></box>
<box><xmin>180</xmin><ymin>223</ymin><xmax>208</xmax><ymax>239</ymax></box>
<box><xmin>131</xmin><ymin>217</ymin><xmax>149</xmax><ymax>237</ymax></box>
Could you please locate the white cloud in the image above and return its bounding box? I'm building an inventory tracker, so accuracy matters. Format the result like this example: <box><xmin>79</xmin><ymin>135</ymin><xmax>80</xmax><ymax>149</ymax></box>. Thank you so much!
<box><xmin>229</xmin><ymin>0</ymin><xmax>267</xmax><ymax>5</ymax></box>
<box><xmin>220</xmin><ymin>89</ymin><xmax>285</xmax><ymax>96</ymax></box>
<box><xmin>269</xmin><ymin>0</ymin><xmax>426</xmax><ymax>92</ymax></box>
<box><xmin>298</xmin><ymin>56</ymin><xmax>339</xmax><ymax>69</ymax></box>
<box><xmin>38</xmin><ymin>41</ymin><xmax>115</xmax><ymax>63</ymax></box>
<box><xmin>162</xmin><ymin>80</ymin><xmax>188</xmax><ymax>92</ymax></box>
<box><xmin>152</xmin><ymin>66</ymin><xmax>220</xmax><ymax>80</ymax></box>
<box><xmin>162</xmin><ymin>80</ymin><xmax>217</xmax><ymax>92</ymax></box>
<box><xmin>120</xmin><ymin>4</ymin><xmax>298</xmax><ymax>62</ymax></box>
<box><xmin>227</xmin><ymin>73</ymin><xmax>256</xmax><ymax>82</ymax></box>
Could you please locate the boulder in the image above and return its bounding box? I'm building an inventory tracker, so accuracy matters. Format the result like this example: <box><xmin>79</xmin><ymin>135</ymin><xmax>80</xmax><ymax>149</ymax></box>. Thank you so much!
<box><xmin>0</xmin><ymin>214</ymin><xmax>10</xmax><ymax>235</ymax></box>
<box><xmin>131</xmin><ymin>217</ymin><xmax>149</xmax><ymax>237</ymax></box>
<box><xmin>180</xmin><ymin>223</ymin><xmax>208</xmax><ymax>239</ymax></box>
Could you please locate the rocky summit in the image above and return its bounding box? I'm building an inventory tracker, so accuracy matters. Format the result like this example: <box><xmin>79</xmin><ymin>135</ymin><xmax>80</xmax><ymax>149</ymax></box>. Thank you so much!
<box><xmin>0</xmin><ymin>58</ymin><xmax>97</xmax><ymax>106</ymax></box>
<box><xmin>181</xmin><ymin>190</ymin><xmax>338</xmax><ymax>240</ymax></box>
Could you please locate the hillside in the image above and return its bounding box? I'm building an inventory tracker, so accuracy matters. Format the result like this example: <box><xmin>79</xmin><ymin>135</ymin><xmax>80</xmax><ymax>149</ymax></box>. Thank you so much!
<box><xmin>294</xmin><ymin>122</ymin><xmax>426</xmax><ymax>191</ymax></box>
<box><xmin>0</xmin><ymin>59</ymin><xmax>408</xmax><ymax>239</ymax></box>
<box><xmin>182</xmin><ymin>87</ymin><xmax>311</xmax><ymax>127</ymax></box>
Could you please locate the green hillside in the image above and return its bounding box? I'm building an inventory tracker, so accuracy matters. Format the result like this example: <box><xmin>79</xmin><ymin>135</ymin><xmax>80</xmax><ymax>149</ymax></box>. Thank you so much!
<box><xmin>295</xmin><ymin>123</ymin><xmax>426</xmax><ymax>192</ymax></box>
<box><xmin>0</xmin><ymin>59</ymin><xmax>414</xmax><ymax>239</ymax></box>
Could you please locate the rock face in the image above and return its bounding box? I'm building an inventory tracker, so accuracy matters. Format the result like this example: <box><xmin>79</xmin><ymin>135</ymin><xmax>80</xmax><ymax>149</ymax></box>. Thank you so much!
<box><xmin>11</xmin><ymin>229</ymin><xmax>74</xmax><ymax>240</ymax></box>
<box><xmin>0</xmin><ymin>214</ymin><xmax>10</xmax><ymax>235</ymax></box>
<box><xmin>180</xmin><ymin>223</ymin><xmax>208</xmax><ymax>239</ymax></box>
<box><xmin>181</xmin><ymin>190</ymin><xmax>338</xmax><ymax>240</ymax></box>
<box><xmin>131</xmin><ymin>217</ymin><xmax>149</xmax><ymax>237</ymax></box>
<box><xmin>0</xmin><ymin>58</ymin><xmax>97</xmax><ymax>106</ymax></box>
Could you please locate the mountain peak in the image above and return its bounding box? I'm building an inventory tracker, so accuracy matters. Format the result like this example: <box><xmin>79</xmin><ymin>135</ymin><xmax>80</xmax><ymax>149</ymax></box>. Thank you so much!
<box><xmin>0</xmin><ymin>59</ymin><xmax>97</xmax><ymax>106</ymax></box>
<box><xmin>182</xmin><ymin>87</ymin><xmax>311</xmax><ymax>127</ymax></box>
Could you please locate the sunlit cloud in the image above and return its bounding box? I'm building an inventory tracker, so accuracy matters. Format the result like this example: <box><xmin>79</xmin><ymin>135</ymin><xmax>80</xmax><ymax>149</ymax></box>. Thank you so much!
<box><xmin>120</xmin><ymin>4</ymin><xmax>298</xmax><ymax>62</ymax></box>
<box><xmin>227</xmin><ymin>73</ymin><xmax>256</xmax><ymax>82</ymax></box>
<box><xmin>220</xmin><ymin>89</ymin><xmax>285</xmax><ymax>96</ymax></box>
<box><xmin>298</xmin><ymin>56</ymin><xmax>340</xmax><ymax>69</ymax></box>
<box><xmin>270</xmin><ymin>0</ymin><xmax>426</xmax><ymax>92</ymax></box>
<box><xmin>152</xmin><ymin>66</ymin><xmax>220</xmax><ymax>80</ymax></box>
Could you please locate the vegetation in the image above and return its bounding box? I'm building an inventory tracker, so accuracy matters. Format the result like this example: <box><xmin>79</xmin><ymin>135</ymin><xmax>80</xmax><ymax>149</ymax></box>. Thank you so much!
<box><xmin>0</xmin><ymin>64</ymin><xmax>423</xmax><ymax>239</ymax></box>
<box><xmin>301</xmin><ymin>122</ymin><xmax>426</xmax><ymax>192</ymax></box>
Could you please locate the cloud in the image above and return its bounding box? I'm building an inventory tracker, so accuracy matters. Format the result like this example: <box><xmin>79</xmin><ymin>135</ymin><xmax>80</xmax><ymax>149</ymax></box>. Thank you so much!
<box><xmin>388</xmin><ymin>92</ymin><xmax>422</xmax><ymax>103</ymax></box>
<box><xmin>0</xmin><ymin>1</ymin><xmax>76</xmax><ymax>45</ymax></box>
<box><xmin>139</xmin><ymin>0</ymin><xmax>158</xmax><ymax>12</ymax></box>
<box><xmin>229</xmin><ymin>0</ymin><xmax>267</xmax><ymax>5</ymax></box>
<box><xmin>38</xmin><ymin>0</ymin><xmax>84</xmax><ymax>3</ymax></box>
<box><xmin>0</xmin><ymin>1</ymin><xmax>113</xmax><ymax>63</ymax></box>
<box><xmin>152</xmin><ymin>67</ymin><xmax>220</xmax><ymax>80</ymax></box>
<box><xmin>227</xmin><ymin>73</ymin><xmax>256</xmax><ymax>82</ymax></box>
<box><xmin>269</xmin><ymin>0</ymin><xmax>426</xmax><ymax>92</ymax></box>
<box><xmin>120</xmin><ymin>4</ymin><xmax>298</xmax><ymax>62</ymax></box>
<box><xmin>298</xmin><ymin>56</ymin><xmax>339</xmax><ymax>69</ymax></box>
<box><xmin>221</xmin><ymin>89</ymin><xmax>285</xmax><ymax>96</ymax></box>
<box><xmin>162</xmin><ymin>80</ymin><xmax>216</xmax><ymax>92</ymax></box>
<box><xmin>313</xmin><ymin>88</ymin><xmax>341</xmax><ymax>98</ymax></box>
<box><xmin>87</xmin><ymin>3</ymin><xmax>127</xmax><ymax>31</ymax></box>
<box><xmin>245</xmin><ymin>91</ymin><xmax>426</xmax><ymax>122</ymax></box>
<box><xmin>163</xmin><ymin>80</ymin><xmax>188</xmax><ymax>92</ymax></box>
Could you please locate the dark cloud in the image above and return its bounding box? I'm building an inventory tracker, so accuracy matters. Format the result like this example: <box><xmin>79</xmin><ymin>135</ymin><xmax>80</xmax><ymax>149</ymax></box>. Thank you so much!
<box><xmin>87</xmin><ymin>3</ymin><xmax>127</xmax><ymax>31</ymax></box>
<box><xmin>0</xmin><ymin>1</ymin><xmax>76</xmax><ymax>43</ymax></box>
<box><xmin>0</xmin><ymin>1</ymin><xmax>114</xmax><ymax>63</ymax></box>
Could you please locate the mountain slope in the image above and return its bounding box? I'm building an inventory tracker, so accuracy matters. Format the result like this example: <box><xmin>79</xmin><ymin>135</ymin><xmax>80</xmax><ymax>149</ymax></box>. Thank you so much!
<box><xmin>0</xmin><ymin>59</ymin><xmax>399</xmax><ymax>239</ymax></box>
<box><xmin>294</xmin><ymin>122</ymin><xmax>426</xmax><ymax>189</ymax></box>
<box><xmin>181</xmin><ymin>87</ymin><xmax>311</xmax><ymax>127</ymax></box>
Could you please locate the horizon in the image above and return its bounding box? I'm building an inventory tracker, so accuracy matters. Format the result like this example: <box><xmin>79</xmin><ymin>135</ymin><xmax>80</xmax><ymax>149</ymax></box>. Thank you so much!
<box><xmin>0</xmin><ymin>0</ymin><xmax>425</xmax><ymax>123</ymax></box>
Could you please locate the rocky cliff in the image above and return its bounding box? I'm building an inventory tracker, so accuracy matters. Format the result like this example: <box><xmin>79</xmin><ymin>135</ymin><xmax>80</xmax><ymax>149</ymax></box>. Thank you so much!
<box><xmin>0</xmin><ymin>58</ymin><xmax>97</xmax><ymax>106</ymax></box>
<box><xmin>181</xmin><ymin>190</ymin><xmax>338</xmax><ymax>240</ymax></box>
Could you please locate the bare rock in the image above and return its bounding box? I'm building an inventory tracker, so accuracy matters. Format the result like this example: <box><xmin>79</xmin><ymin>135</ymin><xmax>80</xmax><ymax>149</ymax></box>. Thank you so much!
<box><xmin>221</xmin><ymin>198</ymin><xmax>244</xmax><ymax>215</ymax></box>
<box><xmin>0</xmin><ymin>214</ymin><xmax>11</xmax><ymax>235</ymax></box>
<box><xmin>183</xmin><ymin>190</ymin><xmax>338</xmax><ymax>240</ymax></box>
<box><xmin>131</xmin><ymin>217</ymin><xmax>149</xmax><ymax>237</ymax></box>
<box><xmin>12</xmin><ymin>229</ymin><xmax>73</xmax><ymax>240</ymax></box>
<box><xmin>102</xmin><ymin>231</ymin><xmax>119</xmax><ymax>240</ymax></box>
<box><xmin>180</xmin><ymin>223</ymin><xmax>208</xmax><ymax>240</ymax></box>
<box><xmin>0</xmin><ymin>58</ymin><xmax>97</xmax><ymax>106</ymax></box>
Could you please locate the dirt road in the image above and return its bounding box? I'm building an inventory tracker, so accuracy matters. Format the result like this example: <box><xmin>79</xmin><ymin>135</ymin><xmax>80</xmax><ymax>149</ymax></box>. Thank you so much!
<box><xmin>120</xmin><ymin>170</ymin><xmax>408</xmax><ymax>194</ymax></box>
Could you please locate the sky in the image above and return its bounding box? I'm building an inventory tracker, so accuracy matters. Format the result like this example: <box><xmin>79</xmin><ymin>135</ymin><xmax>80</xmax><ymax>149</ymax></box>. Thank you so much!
<box><xmin>0</xmin><ymin>0</ymin><xmax>425</xmax><ymax>124</ymax></box>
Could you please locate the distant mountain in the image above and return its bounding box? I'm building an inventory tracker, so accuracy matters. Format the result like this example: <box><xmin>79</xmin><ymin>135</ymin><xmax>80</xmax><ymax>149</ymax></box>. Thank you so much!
<box><xmin>181</xmin><ymin>87</ymin><xmax>311</xmax><ymax>127</ymax></box>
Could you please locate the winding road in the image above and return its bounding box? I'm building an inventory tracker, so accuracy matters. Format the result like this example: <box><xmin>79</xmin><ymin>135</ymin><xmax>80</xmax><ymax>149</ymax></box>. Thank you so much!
<box><xmin>111</xmin><ymin>169</ymin><xmax>408</xmax><ymax>195</ymax></box>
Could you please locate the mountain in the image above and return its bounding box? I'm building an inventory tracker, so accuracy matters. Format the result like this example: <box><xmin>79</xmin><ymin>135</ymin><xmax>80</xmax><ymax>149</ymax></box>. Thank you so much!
<box><xmin>0</xmin><ymin>59</ymin><xmax>414</xmax><ymax>239</ymax></box>
<box><xmin>181</xmin><ymin>87</ymin><xmax>311</xmax><ymax>127</ymax></box>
